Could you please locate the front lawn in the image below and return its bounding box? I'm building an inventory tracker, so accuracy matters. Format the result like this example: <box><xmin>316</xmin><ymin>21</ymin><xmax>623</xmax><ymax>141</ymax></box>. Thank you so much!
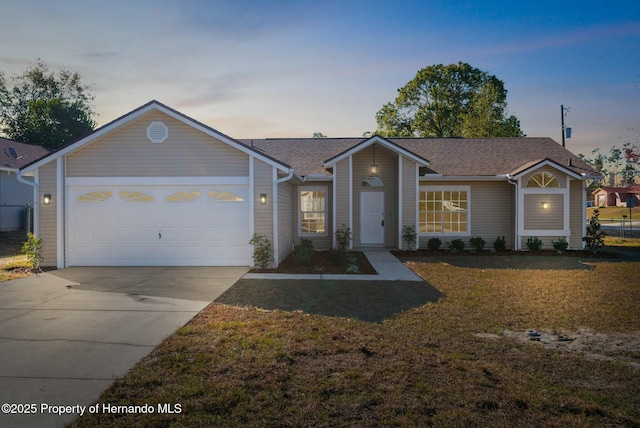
<box><xmin>72</xmin><ymin>255</ymin><xmax>640</xmax><ymax>427</ymax></box>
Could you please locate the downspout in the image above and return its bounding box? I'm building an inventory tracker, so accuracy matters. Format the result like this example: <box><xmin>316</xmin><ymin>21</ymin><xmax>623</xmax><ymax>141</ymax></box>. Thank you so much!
<box><xmin>506</xmin><ymin>175</ymin><xmax>518</xmax><ymax>250</ymax></box>
<box><xmin>15</xmin><ymin>169</ymin><xmax>39</xmax><ymax>236</ymax></box>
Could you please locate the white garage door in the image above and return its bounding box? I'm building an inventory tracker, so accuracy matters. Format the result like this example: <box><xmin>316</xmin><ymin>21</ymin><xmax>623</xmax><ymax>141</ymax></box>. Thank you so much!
<box><xmin>67</xmin><ymin>185</ymin><xmax>250</xmax><ymax>266</ymax></box>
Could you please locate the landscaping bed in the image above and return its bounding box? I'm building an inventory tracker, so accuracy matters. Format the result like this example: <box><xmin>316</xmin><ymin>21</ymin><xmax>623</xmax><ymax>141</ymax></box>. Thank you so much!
<box><xmin>250</xmin><ymin>250</ymin><xmax>377</xmax><ymax>274</ymax></box>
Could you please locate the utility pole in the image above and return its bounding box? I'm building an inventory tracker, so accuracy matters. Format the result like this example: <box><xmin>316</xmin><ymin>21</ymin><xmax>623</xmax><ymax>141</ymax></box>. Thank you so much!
<box><xmin>561</xmin><ymin>104</ymin><xmax>566</xmax><ymax>147</ymax></box>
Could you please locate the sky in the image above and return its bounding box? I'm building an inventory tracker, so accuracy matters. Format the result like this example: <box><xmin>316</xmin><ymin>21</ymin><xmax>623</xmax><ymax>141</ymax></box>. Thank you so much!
<box><xmin>1</xmin><ymin>0</ymin><xmax>639</xmax><ymax>158</ymax></box>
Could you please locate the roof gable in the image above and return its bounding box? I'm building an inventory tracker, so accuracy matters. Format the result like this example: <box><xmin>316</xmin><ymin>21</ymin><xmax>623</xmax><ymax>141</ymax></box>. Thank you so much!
<box><xmin>323</xmin><ymin>135</ymin><xmax>430</xmax><ymax>168</ymax></box>
<box><xmin>21</xmin><ymin>100</ymin><xmax>291</xmax><ymax>174</ymax></box>
<box><xmin>509</xmin><ymin>158</ymin><xmax>584</xmax><ymax>180</ymax></box>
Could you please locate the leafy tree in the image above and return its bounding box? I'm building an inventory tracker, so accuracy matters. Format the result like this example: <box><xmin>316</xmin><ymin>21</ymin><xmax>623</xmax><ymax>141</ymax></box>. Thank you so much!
<box><xmin>375</xmin><ymin>62</ymin><xmax>523</xmax><ymax>138</ymax></box>
<box><xmin>580</xmin><ymin>143</ymin><xmax>640</xmax><ymax>187</ymax></box>
<box><xmin>312</xmin><ymin>132</ymin><xmax>327</xmax><ymax>138</ymax></box>
<box><xmin>0</xmin><ymin>60</ymin><xmax>96</xmax><ymax>150</ymax></box>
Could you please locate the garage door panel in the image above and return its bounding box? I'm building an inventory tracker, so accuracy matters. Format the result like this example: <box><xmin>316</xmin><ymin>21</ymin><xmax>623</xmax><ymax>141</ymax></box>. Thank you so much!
<box><xmin>67</xmin><ymin>184</ymin><xmax>250</xmax><ymax>266</ymax></box>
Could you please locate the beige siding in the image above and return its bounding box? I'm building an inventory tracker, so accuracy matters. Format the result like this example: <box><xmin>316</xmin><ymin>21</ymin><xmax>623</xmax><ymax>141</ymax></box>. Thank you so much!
<box><xmin>521</xmin><ymin>165</ymin><xmax>567</xmax><ymax>188</ymax></box>
<box><xmin>401</xmin><ymin>157</ymin><xmax>418</xmax><ymax>242</ymax></box>
<box><xmin>38</xmin><ymin>163</ymin><xmax>58</xmax><ymax>266</ymax></box>
<box><xmin>277</xmin><ymin>180</ymin><xmax>294</xmax><ymax>263</ymax></box>
<box><xmin>295</xmin><ymin>182</ymin><xmax>333</xmax><ymax>250</ymax></box>
<box><xmin>67</xmin><ymin>111</ymin><xmax>249</xmax><ymax>177</ymax></box>
<box><xmin>334</xmin><ymin>159</ymin><xmax>350</xmax><ymax>243</ymax></box>
<box><xmin>524</xmin><ymin>194</ymin><xmax>564</xmax><ymax>229</ymax></box>
<box><xmin>352</xmin><ymin>147</ymin><xmax>397</xmax><ymax>247</ymax></box>
<box><xmin>569</xmin><ymin>180</ymin><xmax>585</xmax><ymax>248</ymax></box>
<box><xmin>253</xmin><ymin>161</ymin><xmax>273</xmax><ymax>242</ymax></box>
<box><xmin>418</xmin><ymin>180</ymin><xmax>515</xmax><ymax>249</ymax></box>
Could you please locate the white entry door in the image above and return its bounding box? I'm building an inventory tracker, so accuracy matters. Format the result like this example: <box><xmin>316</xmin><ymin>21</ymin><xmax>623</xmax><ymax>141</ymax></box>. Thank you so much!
<box><xmin>360</xmin><ymin>191</ymin><xmax>384</xmax><ymax>244</ymax></box>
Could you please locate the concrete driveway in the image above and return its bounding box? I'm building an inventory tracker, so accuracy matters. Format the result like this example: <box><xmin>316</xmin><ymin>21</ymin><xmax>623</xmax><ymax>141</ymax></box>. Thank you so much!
<box><xmin>0</xmin><ymin>266</ymin><xmax>246</xmax><ymax>428</ymax></box>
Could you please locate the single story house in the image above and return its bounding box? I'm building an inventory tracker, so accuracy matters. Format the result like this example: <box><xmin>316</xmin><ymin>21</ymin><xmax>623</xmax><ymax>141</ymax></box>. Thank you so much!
<box><xmin>18</xmin><ymin>100</ymin><xmax>601</xmax><ymax>268</ymax></box>
<box><xmin>592</xmin><ymin>184</ymin><xmax>640</xmax><ymax>207</ymax></box>
<box><xmin>1</xmin><ymin>137</ymin><xmax>49</xmax><ymax>231</ymax></box>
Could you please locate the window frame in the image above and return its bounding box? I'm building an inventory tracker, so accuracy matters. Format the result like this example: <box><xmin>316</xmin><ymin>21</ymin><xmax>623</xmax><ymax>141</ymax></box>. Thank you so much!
<box><xmin>298</xmin><ymin>186</ymin><xmax>328</xmax><ymax>237</ymax></box>
<box><xmin>418</xmin><ymin>185</ymin><xmax>471</xmax><ymax>236</ymax></box>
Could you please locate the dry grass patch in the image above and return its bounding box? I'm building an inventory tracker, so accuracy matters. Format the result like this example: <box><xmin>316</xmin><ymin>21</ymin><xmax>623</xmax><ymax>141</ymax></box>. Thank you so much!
<box><xmin>73</xmin><ymin>259</ymin><xmax>640</xmax><ymax>427</ymax></box>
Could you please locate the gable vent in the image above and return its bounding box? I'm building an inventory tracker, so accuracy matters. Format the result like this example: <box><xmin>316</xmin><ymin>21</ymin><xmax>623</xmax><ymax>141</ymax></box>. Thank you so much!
<box><xmin>147</xmin><ymin>121</ymin><xmax>168</xmax><ymax>143</ymax></box>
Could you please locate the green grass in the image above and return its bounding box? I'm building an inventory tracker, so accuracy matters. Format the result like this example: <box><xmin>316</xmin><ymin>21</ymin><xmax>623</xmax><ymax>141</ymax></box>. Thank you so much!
<box><xmin>588</xmin><ymin>206</ymin><xmax>640</xmax><ymax>220</ymax></box>
<box><xmin>72</xmin><ymin>257</ymin><xmax>640</xmax><ymax>427</ymax></box>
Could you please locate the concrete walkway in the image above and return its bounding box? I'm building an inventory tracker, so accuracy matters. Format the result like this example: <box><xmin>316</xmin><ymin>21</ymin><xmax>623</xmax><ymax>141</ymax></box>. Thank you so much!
<box><xmin>243</xmin><ymin>250</ymin><xmax>423</xmax><ymax>282</ymax></box>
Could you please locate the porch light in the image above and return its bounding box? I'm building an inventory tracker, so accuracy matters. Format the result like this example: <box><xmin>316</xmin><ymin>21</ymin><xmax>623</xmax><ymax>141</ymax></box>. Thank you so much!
<box><xmin>370</xmin><ymin>144</ymin><xmax>378</xmax><ymax>175</ymax></box>
<box><xmin>43</xmin><ymin>193</ymin><xmax>52</xmax><ymax>205</ymax></box>
<box><xmin>542</xmin><ymin>201</ymin><xmax>548</xmax><ymax>210</ymax></box>
<box><xmin>260</xmin><ymin>193</ymin><xmax>267</xmax><ymax>204</ymax></box>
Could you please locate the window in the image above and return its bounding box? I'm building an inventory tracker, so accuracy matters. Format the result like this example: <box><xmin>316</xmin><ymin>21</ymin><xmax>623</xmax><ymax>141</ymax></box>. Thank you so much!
<box><xmin>419</xmin><ymin>187</ymin><xmax>469</xmax><ymax>234</ymax></box>
<box><xmin>527</xmin><ymin>171</ymin><xmax>559</xmax><ymax>188</ymax></box>
<box><xmin>299</xmin><ymin>187</ymin><xmax>327</xmax><ymax>236</ymax></box>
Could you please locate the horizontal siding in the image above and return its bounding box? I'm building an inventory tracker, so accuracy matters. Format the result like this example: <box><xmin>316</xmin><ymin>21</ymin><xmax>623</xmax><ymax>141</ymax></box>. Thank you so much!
<box><xmin>253</xmin><ymin>161</ymin><xmax>273</xmax><ymax>241</ymax></box>
<box><xmin>334</xmin><ymin>159</ymin><xmax>349</xmax><ymax>245</ymax></box>
<box><xmin>569</xmin><ymin>180</ymin><xmax>585</xmax><ymax>248</ymax></box>
<box><xmin>401</xmin><ymin>157</ymin><xmax>417</xmax><ymax>231</ymax></box>
<box><xmin>278</xmin><ymin>180</ymin><xmax>294</xmax><ymax>263</ymax></box>
<box><xmin>38</xmin><ymin>163</ymin><xmax>57</xmax><ymax>266</ymax></box>
<box><xmin>67</xmin><ymin>110</ymin><xmax>249</xmax><ymax>177</ymax></box>
<box><xmin>524</xmin><ymin>194</ymin><xmax>564</xmax><ymax>230</ymax></box>
<box><xmin>418</xmin><ymin>180</ymin><xmax>515</xmax><ymax>249</ymax></box>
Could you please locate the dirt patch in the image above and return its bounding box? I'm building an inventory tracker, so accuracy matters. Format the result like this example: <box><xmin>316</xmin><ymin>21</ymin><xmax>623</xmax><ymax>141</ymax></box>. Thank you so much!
<box><xmin>251</xmin><ymin>250</ymin><xmax>377</xmax><ymax>274</ymax></box>
<box><xmin>216</xmin><ymin>279</ymin><xmax>443</xmax><ymax>323</ymax></box>
<box><xmin>476</xmin><ymin>329</ymin><xmax>640</xmax><ymax>369</ymax></box>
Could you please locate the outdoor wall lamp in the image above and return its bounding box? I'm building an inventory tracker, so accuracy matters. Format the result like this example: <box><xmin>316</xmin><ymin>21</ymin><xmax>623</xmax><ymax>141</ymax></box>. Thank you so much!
<box><xmin>542</xmin><ymin>201</ymin><xmax>548</xmax><ymax>210</ymax></box>
<box><xmin>260</xmin><ymin>193</ymin><xmax>267</xmax><ymax>204</ymax></box>
<box><xmin>43</xmin><ymin>193</ymin><xmax>52</xmax><ymax>205</ymax></box>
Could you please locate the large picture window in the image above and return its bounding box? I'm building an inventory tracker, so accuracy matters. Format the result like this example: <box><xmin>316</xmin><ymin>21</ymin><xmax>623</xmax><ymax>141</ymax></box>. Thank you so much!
<box><xmin>419</xmin><ymin>187</ymin><xmax>469</xmax><ymax>235</ymax></box>
<box><xmin>299</xmin><ymin>187</ymin><xmax>327</xmax><ymax>236</ymax></box>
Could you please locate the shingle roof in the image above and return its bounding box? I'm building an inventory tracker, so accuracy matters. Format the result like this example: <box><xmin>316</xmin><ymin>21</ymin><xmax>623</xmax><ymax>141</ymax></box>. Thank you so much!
<box><xmin>242</xmin><ymin>137</ymin><xmax>598</xmax><ymax>178</ymax></box>
<box><xmin>1</xmin><ymin>137</ymin><xmax>49</xmax><ymax>169</ymax></box>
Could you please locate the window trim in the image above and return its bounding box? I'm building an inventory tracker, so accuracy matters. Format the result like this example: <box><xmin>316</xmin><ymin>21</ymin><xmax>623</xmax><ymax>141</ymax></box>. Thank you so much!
<box><xmin>419</xmin><ymin>185</ymin><xmax>471</xmax><ymax>236</ymax></box>
<box><xmin>298</xmin><ymin>186</ymin><xmax>328</xmax><ymax>237</ymax></box>
<box><xmin>526</xmin><ymin>171</ymin><xmax>560</xmax><ymax>188</ymax></box>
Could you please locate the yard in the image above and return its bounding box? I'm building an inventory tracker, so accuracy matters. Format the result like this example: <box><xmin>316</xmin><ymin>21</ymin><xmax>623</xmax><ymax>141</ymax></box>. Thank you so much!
<box><xmin>70</xmin><ymin>247</ymin><xmax>640</xmax><ymax>427</ymax></box>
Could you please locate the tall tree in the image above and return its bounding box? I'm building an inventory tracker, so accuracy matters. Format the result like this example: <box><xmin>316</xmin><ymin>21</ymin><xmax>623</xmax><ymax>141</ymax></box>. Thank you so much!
<box><xmin>0</xmin><ymin>60</ymin><xmax>96</xmax><ymax>150</ymax></box>
<box><xmin>375</xmin><ymin>62</ymin><xmax>523</xmax><ymax>138</ymax></box>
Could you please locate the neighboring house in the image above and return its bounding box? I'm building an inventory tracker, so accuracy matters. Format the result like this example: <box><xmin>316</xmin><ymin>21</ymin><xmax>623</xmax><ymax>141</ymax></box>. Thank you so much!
<box><xmin>592</xmin><ymin>185</ymin><xmax>640</xmax><ymax>207</ymax></box>
<box><xmin>0</xmin><ymin>138</ymin><xmax>49</xmax><ymax>231</ymax></box>
<box><xmin>18</xmin><ymin>101</ymin><xmax>601</xmax><ymax>268</ymax></box>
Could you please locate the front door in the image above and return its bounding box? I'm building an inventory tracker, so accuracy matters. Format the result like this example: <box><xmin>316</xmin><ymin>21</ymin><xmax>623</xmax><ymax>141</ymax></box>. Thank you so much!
<box><xmin>361</xmin><ymin>191</ymin><xmax>384</xmax><ymax>244</ymax></box>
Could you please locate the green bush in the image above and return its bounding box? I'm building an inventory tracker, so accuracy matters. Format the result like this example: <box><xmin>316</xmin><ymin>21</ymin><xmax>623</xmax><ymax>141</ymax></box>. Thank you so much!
<box><xmin>583</xmin><ymin>209</ymin><xmax>605</xmax><ymax>254</ymax></box>
<box><xmin>493</xmin><ymin>236</ymin><xmax>507</xmax><ymax>251</ymax></box>
<box><xmin>331</xmin><ymin>225</ymin><xmax>352</xmax><ymax>266</ymax></box>
<box><xmin>427</xmin><ymin>238</ymin><xmax>442</xmax><ymax>251</ymax></box>
<box><xmin>470</xmin><ymin>237</ymin><xmax>486</xmax><ymax>251</ymax></box>
<box><xmin>402</xmin><ymin>225</ymin><xmax>417</xmax><ymax>250</ymax></box>
<box><xmin>526</xmin><ymin>236</ymin><xmax>543</xmax><ymax>251</ymax></box>
<box><xmin>21</xmin><ymin>233</ymin><xmax>42</xmax><ymax>272</ymax></box>
<box><xmin>249</xmin><ymin>234</ymin><xmax>273</xmax><ymax>269</ymax></box>
<box><xmin>448</xmin><ymin>239</ymin><xmax>465</xmax><ymax>252</ymax></box>
<box><xmin>293</xmin><ymin>238</ymin><xmax>314</xmax><ymax>266</ymax></box>
<box><xmin>552</xmin><ymin>237</ymin><xmax>569</xmax><ymax>254</ymax></box>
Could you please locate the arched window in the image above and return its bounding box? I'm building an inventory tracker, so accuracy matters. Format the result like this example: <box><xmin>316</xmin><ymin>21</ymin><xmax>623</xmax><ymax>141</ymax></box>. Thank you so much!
<box><xmin>527</xmin><ymin>171</ymin><xmax>560</xmax><ymax>188</ymax></box>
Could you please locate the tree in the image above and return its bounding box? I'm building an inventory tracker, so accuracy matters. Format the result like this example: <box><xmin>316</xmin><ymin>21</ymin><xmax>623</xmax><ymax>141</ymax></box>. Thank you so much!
<box><xmin>312</xmin><ymin>132</ymin><xmax>327</xmax><ymax>138</ymax></box>
<box><xmin>580</xmin><ymin>143</ymin><xmax>640</xmax><ymax>187</ymax></box>
<box><xmin>375</xmin><ymin>62</ymin><xmax>523</xmax><ymax>138</ymax></box>
<box><xmin>0</xmin><ymin>60</ymin><xmax>96</xmax><ymax>150</ymax></box>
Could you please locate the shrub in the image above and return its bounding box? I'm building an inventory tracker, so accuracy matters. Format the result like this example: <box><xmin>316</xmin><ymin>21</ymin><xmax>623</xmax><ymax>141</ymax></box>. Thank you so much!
<box><xmin>493</xmin><ymin>236</ymin><xmax>507</xmax><ymax>251</ymax></box>
<box><xmin>427</xmin><ymin>238</ymin><xmax>442</xmax><ymax>251</ymax></box>
<box><xmin>470</xmin><ymin>237</ymin><xmax>486</xmax><ymax>251</ymax></box>
<box><xmin>249</xmin><ymin>234</ymin><xmax>273</xmax><ymax>269</ymax></box>
<box><xmin>448</xmin><ymin>239</ymin><xmax>465</xmax><ymax>252</ymax></box>
<box><xmin>331</xmin><ymin>225</ymin><xmax>352</xmax><ymax>266</ymax></box>
<box><xmin>583</xmin><ymin>209</ymin><xmax>605</xmax><ymax>254</ymax></box>
<box><xmin>21</xmin><ymin>233</ymin><xmax>42</xmax><ymax>272</ymax></box>
<box><xmin>552</xmin><ymin>237</ymin><xmax>569</xmax><ymax>254</ymax></box>
<box><xmin>526</xmin><ymin>236</ymin><xmax>543</xmax><ymax>251</ymax></box>
<box><xmin>402</xmin><ymin>225</ymin><xmax>417</xmax><ymax>250</ymax></box>
<box><xmin>293</xmin><ymin>238</ymin><xmax>314</xmax><ymax>266</ymax></box>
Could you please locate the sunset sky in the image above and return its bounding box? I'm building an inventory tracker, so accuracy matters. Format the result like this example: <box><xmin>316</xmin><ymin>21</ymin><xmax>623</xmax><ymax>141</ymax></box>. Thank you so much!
<box><xmin>1</xmin><ymin>0</ymin><xmax>638</xmax><ymax>157</ymax></box>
